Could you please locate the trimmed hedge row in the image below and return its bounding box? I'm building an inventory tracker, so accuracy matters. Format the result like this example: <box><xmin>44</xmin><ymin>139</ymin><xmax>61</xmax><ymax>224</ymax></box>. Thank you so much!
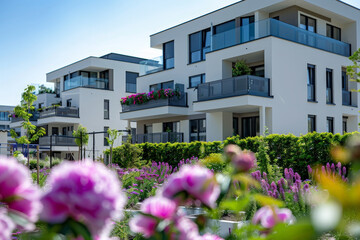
<box><xmin>107</xmin><ymin>132</ymin><xmax>357</xmax><ymax>177</ymax></box>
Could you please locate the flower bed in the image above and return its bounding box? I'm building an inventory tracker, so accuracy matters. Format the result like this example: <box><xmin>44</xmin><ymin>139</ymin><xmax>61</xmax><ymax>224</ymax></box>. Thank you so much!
<box><xmin>121</xmin><ymin>88</ymin><xmax>181</xmax><ymax>105</ymax></box>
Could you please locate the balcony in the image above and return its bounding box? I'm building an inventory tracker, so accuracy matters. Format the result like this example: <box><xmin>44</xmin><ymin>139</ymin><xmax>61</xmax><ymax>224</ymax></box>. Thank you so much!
<box><xmin>11</xmin><ymin>112</ymin><xmax>40</xmax><ymax>123</ymax></box>
<box><xmin>197</xmin><ymin>75</ymin><xmax>270</xmax><ymax>102</ymax></box>
<box><xmin>121</xmin><ymin>93</ymin><xmax>187</xmax><ymax>113</ymax></box>
<box><xmin>39</xmin><ymin>107</ymin><xmax>79</xmax><ymax>118</ymax></box>
<box><xmin>64</xmin><ymin>76</ymin><xmax>109</xmax><ymax>91</ymax></box>
<box><xmin>123</xmin><ymin>132</ymin><xmax>184</xmax><ymax>144</ymax></box>
<box><xmin>39</xmin><ymin>136</ymin><xmax>77</xmax><ymax>147</ymax></box>
<box><xmin>139</xmin><ymin>56</ymin><xmax>164</xmax><ymax>76</ymax></box>
<box><xmin>212</xmin><ymin>18</ymin><xmax>351</xmax><ymax>57</ymax></box>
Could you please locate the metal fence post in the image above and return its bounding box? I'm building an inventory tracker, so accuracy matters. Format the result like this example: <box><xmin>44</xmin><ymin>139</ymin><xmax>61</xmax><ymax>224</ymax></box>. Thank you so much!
<box><xmin>80</xmin><ymin>132</ymin><xmax>83</xmax><ymax>160</ymax></box>
<box><xmin>50</xmin><ymin>135</ymin><xmax>53</xmax><ymax>168</ymax></box>
<box><xmin>36</xmin><ymin>145</ymin><xmax>40</xmax><ymax>185</ymax></box>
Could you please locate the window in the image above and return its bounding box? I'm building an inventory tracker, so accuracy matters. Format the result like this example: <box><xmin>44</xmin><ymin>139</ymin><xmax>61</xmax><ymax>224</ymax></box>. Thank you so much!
<box><xmin>190</xmin><ymin>119</ymin><xmax>206</xmax><ymax>141</ymax></box>
<box><xmin>163</xmin><ymin>122</ymin><xmax>180</xmax><ymax>133</ymax></box>
<box><xmin>240</xmin><ymin>16</ymin><xmax>255</xmax><ymax>43</ymax></box>
<box><xmin>189</xmin><ymin>28</ymin><xmax>211</xmax><ymax>63</ymax></box>
<box><xmin>189</xmin><ymin>74</ymin><xmax>205</xmax><ymax>88</ymax></box>
<box><xmin>66</xmin><ymin>99</ymin><xmax>72</xmax><ymax>107</ymax></box>
<box><xmin>308</xmin><ymin>115</ymin><xmax>316</xmax><ymax>132</ymax></box>
<box><xmin>233</xmin><ymin>117</ymin><xmax>239</xmax><ymax>136</ymax></box>
<box><xmin>104</xmin><ymin>100</ymin><xmax>109</xmax><ymax>120</ymax></box>
<box><xmin>326</xmin><ymin>69</ymin><xmax>333</xmax><ymax>104</ymax></box>
<box><xmin>250</xmin><ymin>65</ymin><xmax>265</xmax><ymax>77</ymax></box>
<box><xmin>214</xmin><ymin>20</ymin><xmax>235</xmax><ymax>34</ymax></box>
<box><xmin>327</xmin><ymin>117</ymin><xmax>334</xmax><ymax>134</ymax></box>
<box><xmin>342</xmin><ymin>70</ymin><xmax>348</xmax><ymax>91</ymax></box>
<box><xmin>99</xmin><ymin>70</ymin><xmax>109</xmax><ymax>89</ymax></box>
<box><xmin>163</xmin><ymin>41</ymin><xmax>174</xmax><ymax>70</ymax></box>
<box><xmin>241</xmin><ymin>117</ymin><xmax>259</xmax><ymax>138</ymax></box>
<box><xmin>327</xmin><ymin>24</ymin><xmax>341</xmax><ymax>41</ymax></box>
<box><xmin>343</xmin><ymin>117</ymin><xmax>348</xmax><ymax>133</ymax></box>
<box><xmin>144</xmin><ymin>124</ymin><xmax>153</xmax><ymax>134</ymax></box>
<box><xmin>300</xmin><ymin>15</ymin><xmax>316</xmax><ymax>33</ymax></box>
<box><xmin>0</xmin><ymin>112</ymin><xmax>10</xmax><ymax>121</ymax></box>
<box><xmin>126</xmin><ymin>72</ymin><xmax>139</xmax><ymax>93</ymax></box>
<box><xmin>104</xmin><ymin>127</ymin><xmax>109</xmax><ymax>146</ymax></box>
<box><xmin>52</xmin><ymin>127</ymin><xmax>59</xmax><ymax>136</ymax></box>
<box><xmin>149</xmin><ymin>81</ymin><xmax>174</xmax><ymax>92</ymax></box>
<box><xmin>62</xmin><ymin>127</ymin><xmax>67</xmax><ymax>136</ymax></box>
<box><xmin>307</xmin><ymin>64</ymin><xmax>316</xmax><ymax>101</ymax></box>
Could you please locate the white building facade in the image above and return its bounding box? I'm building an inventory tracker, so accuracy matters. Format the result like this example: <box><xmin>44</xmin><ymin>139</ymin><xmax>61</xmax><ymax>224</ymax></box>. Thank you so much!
<box><xmin>120</xmin><ymin>0</ymin><xmax>360</xmax><ymax>143</ymax></box>
<box><xmin>10</xmin><ymin>53</ymin><xmax>145</xmax><ymax>159</ymax></box>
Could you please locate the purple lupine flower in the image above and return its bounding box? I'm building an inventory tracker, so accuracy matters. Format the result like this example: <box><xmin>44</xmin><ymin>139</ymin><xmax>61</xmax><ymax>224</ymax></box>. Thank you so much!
<box><xmin>263</xmin><ymin>172</ymin><xmax>268</xmax><ymax>181</ymax></box>
<box><xmin>331</xmin><ymin>163</ymin><xmax>335</xmax><ymax>173</ymax></box>
<box><xmin>343</xmin><ymin>166</ymin><xmax>347</xmax><ymax>176</ymax></box>
<box><xmin>261</xmin><ymin>179</ymin><xmax>269</xmax><ymax>192</ymax></box>
<box><xmin>291</xmin><ymin>186</ymin><xmax>299</xmax><ymax>202</ymax></box>
<box><xmin>307</xmin><ymin>165</ymin><xmax>312</xmax><ymax>175</ymax></box>
<box><xmin>321</xmin><ymin>166</ymin><xmax>326</xmax><ymax>175</ymax></box>
<box><xmin>303</xmin><ymin>183</ymin><xmax>310</xmax><ymax>193</ymax></box>
<box><xmin>294</xmin><ymin>173</ymin><xmax>301</xmax><ymax>181</ymax></box>
<box><xmin>270</xmin><ymin>182</ymin><xmax>277</xmax><ymax>192</ymax></box>
<box><xmin>284</xmin><ymin>168</ymin><xmax>289</xmax><ymax>179</ymax></box>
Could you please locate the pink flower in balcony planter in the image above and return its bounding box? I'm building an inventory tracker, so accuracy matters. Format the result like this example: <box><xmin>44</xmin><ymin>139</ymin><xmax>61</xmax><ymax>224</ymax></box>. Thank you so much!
<box><xmin>40</xmin><ymin>160</ymin><xmax>126</xmax><ymax>238</ymax></box>
<box><xmin>162</xmin><ymin>165</ymin><xmax>220</xmax><ymax>208</ymax></box>
<box><xmin>0</xmin><ymin>157</ymin><xmax>41</xmax><ymax>225</ymax></box>
<box><xmin>252</xmin><ymin>206</ymin><xmax>294</xmax><ymax>229</ymax></box>
<box><xmin>0</xmin><ymin>208</ymin><xmax>15</xmax><ymax>240</ymax></box>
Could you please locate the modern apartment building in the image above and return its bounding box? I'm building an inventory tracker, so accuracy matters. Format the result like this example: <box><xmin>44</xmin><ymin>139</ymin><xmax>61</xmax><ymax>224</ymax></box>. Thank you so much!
<box><xmin>0</xmin><ymin>105</ymin><xmax>14</xmax><ymax>155</ymax></box>
<box><xmin>120</xmin><ymin>0</ymin><xmax>360</xmax><ymax>143</ymax></box>
<box><xmin>10</xmin><ymin>53</ymin><xmax>146</xmax><ymax>159</ymax></box>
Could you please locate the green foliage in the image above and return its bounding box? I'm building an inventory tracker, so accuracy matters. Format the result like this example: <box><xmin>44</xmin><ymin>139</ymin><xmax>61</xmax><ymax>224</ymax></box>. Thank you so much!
<box><xmin>232</xmin><ymin>60</ymin><xmax>252</xmax><ymax>77</ymax></box>
<box><xmin>38</xmin><ymin>84</ymin><xmax>55</xmax><ymax>94</ymax></box>
<box><xmin>72</xmin><ymin>125</ymin><xmax>89</xmax><ymax>147</ymax></box>
<box><xmin>13</xmin><ymin>150</ymin><xmax>21</xmax><ymax>157</ymax></box>
<box><xmin>347</xmin><ymin>48</ymin><xmax>360</xmax><ymax>84</ymax></box>
<box><xmin>28</xmin><ymin>158</ymin><xmax>61</xmax><ymax>170</ymax></box>
<box><xmin>200</xmin><ymin>153</ymin><xmax>225</xmax><ymax>172</ymax></box>
<box><xmin>106</xmin><ymin>128</ymin><xmax>122</xmax><ymax>166</ymax></box>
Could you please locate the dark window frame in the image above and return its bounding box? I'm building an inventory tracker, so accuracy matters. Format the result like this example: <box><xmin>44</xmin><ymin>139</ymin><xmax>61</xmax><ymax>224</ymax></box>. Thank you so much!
<box><xmin>125</xmin><ymin>71</ymin><xmax>139</xmax><ymax>93</ymax></box>
<box><xmin>104</xmin><ymin>99</ymin><xmax>109</xmax><ymax>120</ymax></box>
<box><xmin>327</xmin><ymin>117</ymin><xmax>334</xmax><ymax>134</ymax></box>
<box><xmin>308</xmin><ymin>115</ymin><xmax>316</xmax><ymax>132</ymax></box>
<box><xmin>307</xmin><ymin>64</ymin><xmax>316</xmax><ymax>102</ymax></box>
<box><xmin>163</xmin><ymin>41</ymin><xmax>174</xmax><ymax>70</ymax></box>
<box><xmin>149</xmin><ymin>80</ymin><xmax>174</xmax><ymax>92</ymax></box>
<box><xmin>189</xmin><ymin>28</ymin><xmax>211</xmax><ymax>64</ymax></box>
<box><xmin>300</xmin><ymin>14</ymin><xmax>317</xmax><ymax>33</ymax></box>
<box><xmin>343</xmin><ymin>116</ymin><xmax>348</xmax><ymax>133</ymax></box>
<box><xmin>189</xmin><ymin>119</ymin><xmax>206</xmax><ymax>142</ymax></box>
<box><xmin>326</xmin><ymin>68</ymin><xmax>334</xmax><ymax>104</ymax></box>
<box><xmin>104</xmin><ymin>126</ymin><xmax>109</xmax><ymax>146</ymax></box>
<box><xmin>189</xmin><ymin>74</ymin><xmax>206</xmax><ymax>88</ymax></box>
<box><xmin>326</xmin><ymin>24</ymin><xmax>341</xmax><ymax>41</ymax></box>
<box><xmin>241</xmin><ymin>116</ymin><xmax>259</xmax><ymax>138</ymax></box>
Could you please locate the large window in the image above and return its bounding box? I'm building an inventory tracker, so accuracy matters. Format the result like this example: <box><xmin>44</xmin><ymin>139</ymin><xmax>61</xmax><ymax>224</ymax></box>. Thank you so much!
<box><xmin>308</xmin><ymin>115</ymin><xmax>316</xmax><ymax>132</ymax></box>
<box><xmin>0</xmin><ymin>112</ymin><xmax>10</xmax><ymax>121</ymax></box>
<box><xmin>163</xmin><ymin>121</ymin><xmax>180</xmax><ymax>132</ymax></box>
<box><xmin>189</xmin><ymin>28</ymin><xmax>211</xmax><ymax>63</ymax></box>
<box><xmin>214</xmin><ymin>20</ymin><xmax>235</xmax><ymax>34</ymax></box>
<box><xmin>342</xmin><ymin>70</ymin><xmax>348</xmax><ymax>91</ymax></box>
<box><xmin>104</xmin><ymin>100</ymin><xmax>109</xmax><ymax>120</ymax></box>
<box><xmin>241</xmin><ymin>116</ymin><xmax>259</xmax><ymax>138</ymax></box>
<box><xmin>63</xmin><ymin>70</ymin><xmax>109</xmax><ymax>91</ymax></box>
<box><xmin>240</xmin><ymin>16</ymin><xmax>255</xmax><ymax>43</ymax></box>
<box><xmin>233</xmin><ymin>117</ymin><xmax>239</xmax><ymax>136</ymax></box>
<box><xmin>149</xmin><ymin>81</ymin><xmax>174</xmax><ymax>92</ymax></box>
<box><xmin>327</xmin><ymin>24</ymin><xmax>341</xmax><ymax>41</ymax></box>
<box><xmin>163</xmin><ymin>41</ymin><xmax>174</xmax><ymax>70</ymax></box>
<box><xmin>343</xmin><ymin>117</ymin><xmax>348</xmax><ymax>133</ymax></box>
<box><xmin>307</xmin><ymin>64</ymin><xmax>316</xmax><ymax>101</ymax></box>
<box><xmin>104</xmin><ymin>127</ymin><xmax>109</xmax><ymax>146</ymax></box>
<box><xmin>144</xmin><ymin>124</ymin><xmax>153</xmax><ymax>134</ymax></box>
<box><xmin>327</xmin><ymin>117</ymin><xmax>334</xmax><ymax>134</ymax></box>
<box><xmin>189</xmin><ymin>74</ymin><xmax>205</xmax><ymax>88</ymax></box>
<box><xmin>126</xmin><ymin>72</ymin><xmax>139</xmax><ymax>93</ymax></box>
<box><xmin>326</xmin><ymin>69</ymin><xmax>333</xmax><ymax>104</ymax></box>
<box><xmin>250</xmin><ymin>65</ymin><xmax>265</xmax><ymax>77</ymax></box>
<box><xmin>190</xmin><ymin>119</ymin><xmax>206</xmax><ymax>141</ymax></box>
<box><xmin>300</xmin><ymin>15</ymin><xmax>316</xmax><ymax>33</ymax></box>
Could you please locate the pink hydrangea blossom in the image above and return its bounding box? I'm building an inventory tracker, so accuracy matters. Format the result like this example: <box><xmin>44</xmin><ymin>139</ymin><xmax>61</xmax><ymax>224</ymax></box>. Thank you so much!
<box><xmin>231</xmin><ymin>151</ymin><xmax>256</xmax><ymax>172</ymax></box>
<box><xmin>175</xmin><ymin>215</ymin><xmax>200</xmax><ymax>240</ymax></box>
<box><xmin>129</xmin><ymin>215</ymin><xmax>158</xmax><ymax>238</ymax></box>
<box><xmin>252</xmin><ymin>206</ymin><xmax>294</xmax><ymax>228</ymax></box>
<box><xmin>40</xmin><ymin>161</ymin><xmax>126</xmax><ymax>238</ymax></box>
<box><xmin>200</xmin><ymin>233</ymin><xmax>224</xmax><ymax>240</ymax></box>
<box><xmin>141</xmin><ymin>196</ymin><xmax>177</xmax><ymax>219</ymax></box>
<box><xmin>0</xmin><ymin>157</ymin><xmax>41</xmax><ymax>224</ymax></box>
<box><xmin>162</xmin><ymin>165</ymin><xmax>220</xmax><ymax>208</ymax></box>
<box><xmin>0</xmin><ymin>209</ymin><xmax>15</xmax><ymax>240</ymax></box>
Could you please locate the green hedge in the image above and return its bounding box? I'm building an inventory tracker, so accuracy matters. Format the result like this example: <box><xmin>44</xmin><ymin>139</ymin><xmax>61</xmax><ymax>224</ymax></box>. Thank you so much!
<box><xmin>106</xmin><ymin>132</ymin><xmax>358</xmax><ymax>177</ymax></box>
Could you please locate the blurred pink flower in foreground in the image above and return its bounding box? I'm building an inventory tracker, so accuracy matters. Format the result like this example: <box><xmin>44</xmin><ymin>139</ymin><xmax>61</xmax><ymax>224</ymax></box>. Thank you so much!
<box><xmin>162</xmin><ymin>165</ymin><xmax>220</xmax><ymax>208</ymax></box>
<box><xmin>40</xmin><ymin>160</ymin><xmax>126</xmax><ymax>238</ymax></box>
<box><xmin>231</xmin><ymin>151</ymin><xmax>256</xmax><ymax>172</ymax></box>
<box><xmin>0</xmin><ymin>208</ymin><xmax>15</xmax><ymax>240</ymax></box>
<box><xmin>252</xmin><ymin>206</ymin><xmax>294</xmax><ymax>228</ymax></box>
<box><xmin>200</xmin><ymin>233</ymin><xmax>224</xmax><ymax>240</ymax></box>
<box><xmin>0</xmin><ymin>157</ymin><xmax>41</xmax><ymax>225</ymax></box>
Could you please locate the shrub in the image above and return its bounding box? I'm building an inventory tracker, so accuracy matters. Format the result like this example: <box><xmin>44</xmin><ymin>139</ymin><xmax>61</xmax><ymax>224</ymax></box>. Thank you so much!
<box><xmin>200</xmin><ymin>153</ymin><xmax>225</xmax><ymax>172</ymax></box>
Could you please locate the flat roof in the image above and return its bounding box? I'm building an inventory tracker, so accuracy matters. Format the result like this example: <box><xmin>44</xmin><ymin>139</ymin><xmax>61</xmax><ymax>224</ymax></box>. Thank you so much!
<box><xmin>100</xmin><ymin>53</ymin><xmax>148</xmax><ymax>64</ymax></box>
<box><xmin>150</xmin><ymin>0</ymin><xmax>359</xmax><ymax>37</ymax></box>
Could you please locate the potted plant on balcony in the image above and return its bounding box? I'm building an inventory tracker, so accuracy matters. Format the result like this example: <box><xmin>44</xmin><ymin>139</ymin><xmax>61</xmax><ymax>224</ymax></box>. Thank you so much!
<box><xmin>232</xmin><ymin>60</ymin><xmax>252</xmax><ymax>77</ymax></box>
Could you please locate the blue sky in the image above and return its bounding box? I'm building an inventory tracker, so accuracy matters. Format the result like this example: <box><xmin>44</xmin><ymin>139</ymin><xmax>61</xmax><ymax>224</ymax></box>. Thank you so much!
<box><xmin>0</xmin><ymin>0</ymin><xmax>359</xmax><ymax>106</ymax></box>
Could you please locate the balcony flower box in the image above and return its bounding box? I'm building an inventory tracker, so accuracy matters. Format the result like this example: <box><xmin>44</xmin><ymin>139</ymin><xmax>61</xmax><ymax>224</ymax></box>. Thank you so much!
<box><xmin>121</xmin><ymin>88</ymin><xmax>181</xmax><ymax>106</ymax></box>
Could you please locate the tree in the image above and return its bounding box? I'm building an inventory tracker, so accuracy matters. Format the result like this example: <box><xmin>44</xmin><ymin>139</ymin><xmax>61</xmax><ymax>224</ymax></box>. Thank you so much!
<box><xmin>72</xmin><ymin>125</ymin><xmax>89</xmax><ymax>160</ymax></box>
<box><xmin>10</xmin><ymin>85</ymin><xmax>46</xmax><ymax>167</ymax></box>
<box><xmin>347</xmin><ymin>48</ymin><xmax>360</xmax><ymax>84</ymax></box>
<box><xmin>106</xmin><ymin>128</ymin><xmax>122</xmax><ymax>167</ymax></box>
<box><xmin>232</xmin><ymin>60</ymin><xmax>252</xmax><ymax>77</ymax></box>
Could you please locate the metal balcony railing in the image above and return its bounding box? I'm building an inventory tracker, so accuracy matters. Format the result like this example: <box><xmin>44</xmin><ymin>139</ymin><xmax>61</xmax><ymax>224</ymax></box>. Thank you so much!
<box><xmin>11</xmin><ymin>112</ymin><xmax>40</xmax><ymax>123</ymax></box>
<box><xmin>197</xmin><ymin>75</ymin><xmax>270</xmax><ymax>102</ymax></box>
<box><xmin>39</xmin><ymin>107</ymin><xmax>79</xmax><ymax>118</ymax></box>
<box><xmin>122</xmin><ymin>132</ymin><xmax>184</xmax><ymax>144</ymax></box>
<box><xmin>212</xmin><ymin>18</ymin><xmax>351</xmax><ymax>57</ymax></box>
<box><xmin>39</xmin><ymin>136</ymin><xmax>77</xmax><ymax>146</ymax></box>
<box><xmin>121</xmin><ymin>93</ymin><xmax>187</xmax><ymax>112</ymax></box>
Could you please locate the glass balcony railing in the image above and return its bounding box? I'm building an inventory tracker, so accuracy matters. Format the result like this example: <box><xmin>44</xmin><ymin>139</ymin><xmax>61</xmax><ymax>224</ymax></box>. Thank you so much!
<box><xmin>39</xmin><ymin>107</ymin><xmax>79</xmax><ymax>118</ymax></box>
<box><xmin>139</xmin><ymin>56</ymin><xmax>164</xmax><ymax>76</ymax></box>
<box><xmin>64</xmin><ymin>76</ymin><xmax>109</xmax><ymax>91</ymax></box>
<box><xmin>39</xmin><ymin>136</ymin><xmax>77</xmax><ymax>146</ymax></box>
<box><xmin>342</xmin><ymin>90</ymin><xmax>353</xmax><ymax>106</ymax></box>
<box><xmin>11</xmin><ymin>112</ymin><xmax>40</xmax><ymax>123</ymax></box>
<box><xmin>197</xmin><ymin>75</ymin><xmax>270</xmax><ymax>102</ymax></box>
<box><xmin>122</xmin><ymin>132</ymin><xmax>184</xmax><ymax>144</ymax></box>
<box><xmin>212</xmin><ymin>18</ymin><xmax>351</xmax><ymax>57</ymax></box>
